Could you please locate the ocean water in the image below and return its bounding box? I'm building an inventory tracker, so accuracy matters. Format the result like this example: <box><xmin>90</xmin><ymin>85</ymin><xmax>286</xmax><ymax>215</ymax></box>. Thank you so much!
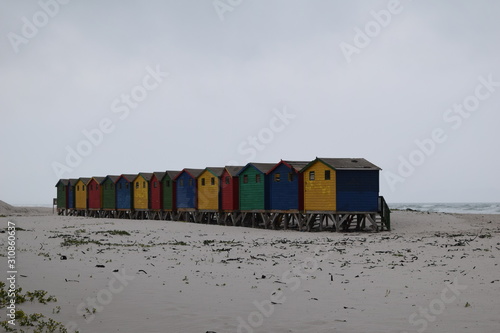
<box><xmin>389</xmin><ymin>202</ymin><xmax>500</xmax><ymax>214</ymax></box>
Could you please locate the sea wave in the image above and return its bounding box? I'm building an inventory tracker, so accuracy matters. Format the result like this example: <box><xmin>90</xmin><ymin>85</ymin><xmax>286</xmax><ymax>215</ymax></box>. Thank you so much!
<box><xmin>389</xmin><ymin>202</ymin><xmax>500</xmax><ymax>214</ymax></box>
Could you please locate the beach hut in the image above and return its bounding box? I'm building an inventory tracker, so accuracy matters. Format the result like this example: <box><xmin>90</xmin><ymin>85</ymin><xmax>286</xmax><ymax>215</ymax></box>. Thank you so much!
<box><xmin>221</xmin><ymin>166</ymin><xmax>243</xmax><ymax>211</ymax></box>
<box><xmin>301</xmin><ymin>158</ymin><xmax>380</xmax><ymax>212</ymax></box>
<box><xmin>150</xmin><ymin>172</ymin><xmax>165</xmax><ymax>210</ymax></box>
<box><xmin>237</xmin><ymin>163</ymin><xmax>275</xmax><ymax>211</ymax></box>
<box><xmin>116</xmin><ymin>174</ymin><xmax>136</xmax><ymax>210</ymax></box>
<box><xmin>266</xmin><ymin>160</ymin><xmax>308</xmax><ymax>211</ymax></box>
<box><xmin>67</xmin><ymin>179</ymin><xmax>78</xmax><ymax>210</ymax></box>
<box><xmin>75</xmin><ymin>178</ymin><xmax>91</xmax><ymax>210</ymax></box>
<box><xmin>102</xmin><ymin>176</ymin><xmax>119</xmax><ymax>210</ymax></box>
<box><xmin>197</xmin><ymin>167</ymin><xmax>224</xmax><ymax>210</ymax></box>
<box><xmin>55</xmin><ymin>179</ymin><xmax>68</xmax><ymax>209</ymax></box>
<box><xmin>88</xmin><ymin>177</ymin><xmax>105</xmax><ymax>210</ymax></box>
<box><xmin>133</xmin><ymin>173</ymin><xmax>153</xmax><ymax>210</ymax></box>
<box><xmin>161</xmin><ymin>171</ymin><xmax>179</xmax><ymax>211</ymax></box>
<box><xmin>174</xmin><ymin>169</ymin><xmax>204</xmax><ymax>210</ymax></box>
<box><xmin>332</xmin><ymin>158</ymin><xmax>380</xmax><ymax>212</ymax></box>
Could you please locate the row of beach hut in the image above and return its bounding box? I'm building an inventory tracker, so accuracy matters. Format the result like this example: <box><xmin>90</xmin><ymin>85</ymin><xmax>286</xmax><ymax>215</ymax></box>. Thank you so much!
<box><xmin>55</xmin><ymin>158</ymin><xmax>390</xmax><ymax>231</ymax></box>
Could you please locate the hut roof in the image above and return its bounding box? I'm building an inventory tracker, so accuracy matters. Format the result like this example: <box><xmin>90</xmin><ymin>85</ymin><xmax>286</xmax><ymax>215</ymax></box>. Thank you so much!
<box><xmin>283</xmin><ymin>160</ymin><xmax>310</xmax><ymax>171</ymax></box>
<box><xmin>204</xmin><ymin>167</ymin><xmax>225</xmax><ymax>178</ymax></box>
<box><xmin>77</xmin><ymin>177</ymin><xmax>92</xmax><ymax>184</ymax></box>
<box><xmin>320</xmin><ymin>158</ymin><xmax>381</xmax><ymax>170</ymax></box>
<box><xmin>301</xmin><ymin>158</ymin><xmax>381</xmax><ymax>172</ymax></box>
<box><xmin>137</xmin><ymin>173</ymin><xmax>154</xmax><ymax>181</ymax></box>
<box><xmin>118</xmin><ymin>174</ymin><xmax>137</xmax><ymax>182</ymax></box>
<box><xmin>237</xmin><ymin>163</ymin><xmax>276</xmax><ymax>175</ymax></box>
<box><xmin>224</xmin><ymin>166</ymin><xmax>244</xmax><ymax>176</ymax></box>
<box><xmin>153</xmin><ymin>172</ymin><xmax>166</xmax><ymax>180</ymax></box>
<box><xmin>174</xmin><ymin>168</ymin><xmax>204</xmax><ymax>180</ymax></box>
<box><xmin>104</xmin><ymin>175</ymin><xmax>120</xmax><ymax>184</ymax></box>
<box><xmin>55</xmin><ymin>179</ymin><xmax>69</xmax><ymax>187</ymax></box>
<box><xmin>165</xmin><ymin>170</ymin><xmax>180</xmax><ymax>180</ymax></box>
<box><xmin>91</xmin><ymin>176</ymin><xmax>106</xmax><ymax>184</ymax></box>
<box><xmin>267</xmin><ymin>160</ymin><xmax>309</xmax><ymax>174</ymax></box>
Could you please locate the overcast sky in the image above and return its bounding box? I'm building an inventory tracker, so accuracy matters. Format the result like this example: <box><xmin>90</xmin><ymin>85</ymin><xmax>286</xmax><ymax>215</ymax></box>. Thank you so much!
<box><xmin>1</xmin><ymin>0</ymin><xmax>499</xmax><ymax>205</ymax></box>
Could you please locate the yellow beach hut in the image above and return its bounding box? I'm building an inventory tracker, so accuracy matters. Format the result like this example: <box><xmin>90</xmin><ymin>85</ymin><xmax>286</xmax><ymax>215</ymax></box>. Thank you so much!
<box><xmin>133</xmin><ymin>173</ymin><xmax>153</xmax><ymax>210</ymax></box>
<box><xmin>75</xmin><ymin>177</ymin><xmax>91</xmax><ymax>210</ymax></box>
<box><xmin>197</xmin><ymin>167</ymin><xmax>224</xmax><ymax>210</ymax></box>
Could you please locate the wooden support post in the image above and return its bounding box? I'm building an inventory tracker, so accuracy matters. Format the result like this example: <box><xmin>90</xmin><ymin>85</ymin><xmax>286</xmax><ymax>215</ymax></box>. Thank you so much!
<box><xmin>272</xmin><ymin>213</ymin><xmax>278</xmax><ymax>229</ymax></box>
<box><xmin>305</xmin><ymin>214</ymin><xmax>315</xmax><ymax>232</ymax></box>
<box><xmin>275</xmin><ymin>214</ymin><xmax>282</xmax><ymax>230</ymax></box>
<box><xmin>317</xmin><ymin>214</ymin><xmax>323</xmax><ymax>231</ymax></box>
<box><xmin>335</xmin><ymin>214</ymin><xmax>349</xmax><ymax>232</ymax></box>
<box><xmin>366</xmin><ymin>214</ymin><xmax>378</xmax><ymax>232</ymax></box>
<box><xmin>357</xmin><ymin>214</ymin><xmax>362</xmax><ymax>229</ymax></box>
<box><xmin>261</xmin><ymin>213</ymin><xmax>269</xmax><ymax>229</ymax></box>
<box><xmin>239</xmin><ymin>213</ymin><xmax>245</xmax><ymax>227</ymax></box>
<box><xmin>325</xmin><ymin>214</ymin><xmax>332</xmax><ymax>231</ymax></box>
<box><xmin>283</xmin><ymin>214</ymin><xmax>289</xmax><ymax>230</ymax></box>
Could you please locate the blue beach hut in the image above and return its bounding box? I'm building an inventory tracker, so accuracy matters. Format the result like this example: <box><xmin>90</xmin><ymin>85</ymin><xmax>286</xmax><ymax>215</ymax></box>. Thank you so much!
<box><xmin>266</xmin><ymin>160</ymin><xmax>308</xmax><ymax>211</ymax></box>
<box><xmin>174</xmin><ymin>169</ymin><xmax>204</xmax><ymax>209</ymax></box>
<box><xmin>67</xmin><ymin>179</ymin><xmax>78</xmax><ymax>209</ymax></box>
<box><xmin>115</xmin><ymin>174</ymin><xmax>136</xmax><ymax>210</ymax></box>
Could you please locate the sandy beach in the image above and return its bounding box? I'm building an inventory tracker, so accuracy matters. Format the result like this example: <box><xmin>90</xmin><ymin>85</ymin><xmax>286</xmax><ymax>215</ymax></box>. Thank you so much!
<box><xmin>1</xmin><ymin>205</ymin><xmax>499</xmax><ymax>333</ymax></box>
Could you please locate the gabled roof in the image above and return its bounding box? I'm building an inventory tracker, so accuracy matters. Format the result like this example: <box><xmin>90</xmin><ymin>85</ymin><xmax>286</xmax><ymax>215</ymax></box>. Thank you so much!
<box><xmin>90</xmin><ymin>176</ymin><xmax>106</xmax><ymax>184</ymax></box>
<box><xmin>135</xmin><ymin>173</ymin><xmax>153</xmax><ymax>182</ymax></box>
<box><xmin>104</xmin><ymin>175</ymin><xmax>120</xmax><ymax>184</ymax></box>
<box><xmin>68</xmin><ymin>179</ymin><xmax>79</xmax><ymax>186</ymax></box>
<box><xmin>165</xmin><ymin>170</ymin><xmax>180</xmax><ymax>180</ymax></box>
<box><xmin>267</xmin><ymin>160</ymin><xmax>309</xmax><ymax>175</ymax></box>
<box><xmin>202</xmin><ymin>167</ymin><xmax>225</xmax><ymax>178</ymax></box>
<box><xmin>174</xmin><ymin>168</ymin><xmax>204</xmax><ymax>180</ymax></box>
<box><xmin>55</xmin><ymin>179</ymin><xmax>69</xmax><ymax>187</ymax></box>
<box><xmin>320</xmin><ymin>158</ymin><xmax>381</xmax><ymax>170</ymax></box>
<box><xmin>77</xmin><ymin>177</ymin><xmax>91</xmax><ymax>185</ymax></box>
<box><xmin>283</xmin><ymin>160</ymin><xmax>310</xmax><ymax>171</ymax></box>
<box><xmin>237</xmin><ymin>163</ymin><xmax>276</xmax><ymax>176</ymax></box>
<box><xmin>224</xmin><ymin>166</ymin><xmax>244</xmax><ymax>177</ymax></box>
<box><xmin>117</xmin><ymin>174</ymin><xmax>138</xmax><ymax>182</ymax></box>
<box><xmin>152</xmin><ymin>172</ymin><xmax>166</xmax><ymax>180</ymax></box>
<box><xmin>300</xmin><ymin>158</ymin><xmax>381</xmax><ymax>172</ymax></box>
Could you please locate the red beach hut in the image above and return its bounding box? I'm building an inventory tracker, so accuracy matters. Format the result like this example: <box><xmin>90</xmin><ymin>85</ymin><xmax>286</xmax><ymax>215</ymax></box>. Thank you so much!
<box><xmin>88</xmin><ymin>176</ymin><xmax>105</xmax><ymax>210</ymax></box>
<box><xmin>221</xmin><ymin>166</ymin><xmax>243</xmax><ymax>211</ymax></box>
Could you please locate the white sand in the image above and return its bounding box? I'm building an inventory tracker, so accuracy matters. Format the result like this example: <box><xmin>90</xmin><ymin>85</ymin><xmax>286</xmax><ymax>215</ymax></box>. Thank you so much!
<box><xmin>1</xmin><ymin>208</ymin><xmax>499</xmax><ymax>333</ymax></box>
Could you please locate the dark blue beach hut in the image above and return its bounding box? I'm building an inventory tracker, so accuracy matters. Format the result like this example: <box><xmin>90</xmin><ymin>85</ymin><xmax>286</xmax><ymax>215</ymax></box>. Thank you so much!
<box><xmin>115</xmin><ymin>174</ymin><xmax>137</xmax><ymax>210</ymax></box>
<box><xmin>324</xmin><ymin>158</ymin><xmax>380</xmax><ymax>212</ymax></box>
<box><xmin>174</xmin><ymin>169</ymin><xmax>204</xmax><ymax>209</ymax></box>
<box><xmin>266</xmin><ymin>160</ymin><xmax>308</xmax><ymax>211</ymax></box>
<box><xmin>67</xmin><ymin>179</ymin><xmax>78</xmax><ymax>209</ymax></box>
